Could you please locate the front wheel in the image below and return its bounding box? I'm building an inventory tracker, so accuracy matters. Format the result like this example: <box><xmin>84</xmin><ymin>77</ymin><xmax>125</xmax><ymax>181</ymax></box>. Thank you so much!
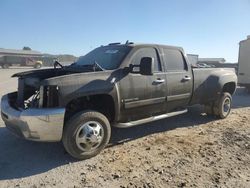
<box><xmin>213</xmin><ymin>92</ymin><xmax>232</xmax><ymax>119</ymax></box>
<box><xmin>62</xmin><ymin>111</ymin><xmax>111</xmax><ymax>160</ymax></box>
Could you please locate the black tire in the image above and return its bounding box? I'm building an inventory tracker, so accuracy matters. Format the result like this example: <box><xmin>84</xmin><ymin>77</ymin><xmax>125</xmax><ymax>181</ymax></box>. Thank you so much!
<box><xmin>34</xmin><ymin>63</ymin><xmax>42</xmax><ymax>69</ymax></box>
<box><xmin>213</xmin><ymin>92</ymin><xmax>232</xmax><ymax>119</ymax></box>
<box><xmin>204</xmin><ymin>103</ymin><xmax>214</xmax><ymax>115</ymax></box>
<box><xmin>62</xmin><ymin>110</ymin><xmax>111</xmax><ymax>160</ymax></box>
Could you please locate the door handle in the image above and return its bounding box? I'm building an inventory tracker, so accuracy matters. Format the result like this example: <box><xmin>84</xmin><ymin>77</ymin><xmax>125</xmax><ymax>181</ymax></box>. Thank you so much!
<box><xmin>153</xmin><ymin>78</ymin><xmax>165</xmax><ymax>84</ymax></box>
<box><xmin>183</xmin><ymin>76</ymin><xmax>191</xmax><ymax>81</ymax></box>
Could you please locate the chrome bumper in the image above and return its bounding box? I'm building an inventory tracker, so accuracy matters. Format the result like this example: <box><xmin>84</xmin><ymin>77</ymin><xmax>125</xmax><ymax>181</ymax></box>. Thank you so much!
<box><xmin>1</xmin><ymin>93</ymin><xmax>65</xmax><ymax>142</ymax></box>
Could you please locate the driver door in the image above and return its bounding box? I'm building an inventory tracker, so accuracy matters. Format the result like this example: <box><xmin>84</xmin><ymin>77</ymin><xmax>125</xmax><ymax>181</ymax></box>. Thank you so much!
<box><xmin>119</xmin><ymin>47</ymin><xmax>167</xmax><ymax>122</ymax></box>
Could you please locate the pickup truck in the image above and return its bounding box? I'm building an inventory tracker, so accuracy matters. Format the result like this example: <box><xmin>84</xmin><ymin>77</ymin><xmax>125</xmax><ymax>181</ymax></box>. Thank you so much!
<box><xmin>1</xmin><ymin>43</ymin><xmax>237</xmax><ymax>159</ymax></box>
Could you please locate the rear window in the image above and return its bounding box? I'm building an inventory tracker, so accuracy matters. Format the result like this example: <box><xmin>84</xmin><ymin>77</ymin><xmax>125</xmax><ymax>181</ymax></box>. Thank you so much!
<box><xmin>163</xmin><ymin>48</ymin><xmax>187</xmax><ymax>72</ymax></box>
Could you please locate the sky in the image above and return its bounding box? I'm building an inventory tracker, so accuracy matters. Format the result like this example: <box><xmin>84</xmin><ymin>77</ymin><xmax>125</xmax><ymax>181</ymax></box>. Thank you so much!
<box><xmin>0</xmin><ymin>0</ymin><xmax>250</xmax><ymax>62</ymax></box>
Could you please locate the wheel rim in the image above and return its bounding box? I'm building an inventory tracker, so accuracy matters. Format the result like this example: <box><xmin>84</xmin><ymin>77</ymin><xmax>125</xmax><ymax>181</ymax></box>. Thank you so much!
<box><xmin>223</xmin><ymin>98</ymin><xmax>231</xmax><ymax>116</ymax></box>
<box><xmin>75</xmin><ymin>121</ymin><xmax>104</xmax><ymax>152</ymax></box>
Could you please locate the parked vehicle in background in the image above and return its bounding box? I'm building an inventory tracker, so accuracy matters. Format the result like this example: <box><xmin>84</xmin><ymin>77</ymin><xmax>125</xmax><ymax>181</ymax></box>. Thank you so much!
<box><xmin>0</xmin><ymin>48</ymin><xmax>43</xmax><ymax>69</ymax></box>
<box><xmin>1</xmin><ymin>42</ymin><xmax>237</xmax><ymax>159</ymax></box>
<box><xmin>0</xmin><ymin>56</ymin><xmax>43</xmax><ymax>68</ymax></box>
<box><xmin>238</xmin><ymin>36</ymin><xmax>250</xmax><ymax>93</ymax></box>
<box><xmin>197</xmin><ymin>63</ymin><xmax>212</xmax><ymax>68</ymax></box>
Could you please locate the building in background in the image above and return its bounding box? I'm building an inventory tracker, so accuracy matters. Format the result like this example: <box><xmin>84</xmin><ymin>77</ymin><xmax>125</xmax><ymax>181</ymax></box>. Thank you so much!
<box><xmin>0</xmin><ymin>48</ymin><xmax>42</xmax><ymax>57</ymax></box>
<box><xmin>0</xmin><ymin>48</ymin><xmax>78</xmax><ymax>67</ymax></box>
<box><xmin>187</xmin><ymin>53</ymin><xmax>237</xmax><ymax>70</ymax></box>
<box><xmin>198</xmin><ymin>58</ymin><xmax>226</xmax><ymax>66</ymax></box>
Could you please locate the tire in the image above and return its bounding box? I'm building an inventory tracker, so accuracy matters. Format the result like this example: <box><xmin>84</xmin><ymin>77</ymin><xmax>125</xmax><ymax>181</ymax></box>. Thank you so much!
<box><xmin>213</xmin><ymin>92</ymin><xmax>232</xmax><ymax>119</ymax></box>
<box><xmin>204</xmin><ymin>103</ymin><xmax>214</xmax><ymax>115</ymax></box>
<box><xmin>62</xmin><ymin>110</ymin><xmax>111</xmax><ymax>160</ymax></box>
<box><xmin>34</xmin><ymin>63</ymin><xmax>42</xmax><ymax>69</ymax></box>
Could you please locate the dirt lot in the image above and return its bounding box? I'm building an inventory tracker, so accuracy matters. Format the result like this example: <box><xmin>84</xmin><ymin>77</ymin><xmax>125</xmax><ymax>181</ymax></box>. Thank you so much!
<box><xmin>0</xmin><ymin>68</ymin><xmax>250</xmax><ymax>188</ymax></box>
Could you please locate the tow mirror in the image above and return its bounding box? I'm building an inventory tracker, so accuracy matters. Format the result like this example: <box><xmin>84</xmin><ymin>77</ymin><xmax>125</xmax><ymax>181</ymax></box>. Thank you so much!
<box><xmin>139</xmin><ymin>57</ymin><xmax>154</xmax><ymax>75</ymax></box>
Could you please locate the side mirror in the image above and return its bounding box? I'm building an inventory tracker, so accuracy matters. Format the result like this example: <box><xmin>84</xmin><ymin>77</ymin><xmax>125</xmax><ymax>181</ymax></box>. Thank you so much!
<box><xmin>140</xmin><ymin>57</ymin><xmax>154</xmax><ymax>75</ymax></box>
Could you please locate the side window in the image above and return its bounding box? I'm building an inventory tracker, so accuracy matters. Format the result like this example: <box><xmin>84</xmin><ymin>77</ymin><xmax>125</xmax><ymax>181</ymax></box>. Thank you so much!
<box><xmin>131</xmin><ymin>48</ymin><xmax>162</xmax><ymax>72</ymax></box>
<box><xmin>163</xmin><ymin>48</ymin><xmax>187</xmax><ymax>72</ymax></box>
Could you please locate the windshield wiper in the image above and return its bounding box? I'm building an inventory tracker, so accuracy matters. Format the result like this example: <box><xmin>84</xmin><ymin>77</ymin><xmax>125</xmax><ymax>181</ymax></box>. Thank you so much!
<box><xmin>93</xmin><ymin>61</ymin><xmax>105</xmax><ymax>71</ymax></box>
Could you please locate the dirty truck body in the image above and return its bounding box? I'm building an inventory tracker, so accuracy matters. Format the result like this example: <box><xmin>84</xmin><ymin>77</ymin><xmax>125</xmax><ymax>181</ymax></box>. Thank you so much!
<box><xmin>1</xmin><ymin>43</ymin><xmax>237</xmax><ymax>159</ymax></box>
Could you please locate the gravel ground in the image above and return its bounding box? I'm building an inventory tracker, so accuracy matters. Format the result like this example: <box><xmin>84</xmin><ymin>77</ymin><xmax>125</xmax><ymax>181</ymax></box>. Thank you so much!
<box><xmin>0</xmin><ymin>68</ymin><xmax>250</xmax><ymax>188</ymax></box>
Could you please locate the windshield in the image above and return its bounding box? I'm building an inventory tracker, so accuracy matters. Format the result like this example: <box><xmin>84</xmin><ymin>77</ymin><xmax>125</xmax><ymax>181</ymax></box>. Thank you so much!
<box><xmin>74</xmin><ymin>46</ymin><xmax>132</xmax><ymax>70</ymax></box>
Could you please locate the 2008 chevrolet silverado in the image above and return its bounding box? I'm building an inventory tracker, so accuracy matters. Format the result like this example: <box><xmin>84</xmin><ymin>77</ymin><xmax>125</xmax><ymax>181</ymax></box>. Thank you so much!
<box><xmin>1</xmin><ymin>43</ymin><xmax>237</xmax><ymax>159</ymax></box>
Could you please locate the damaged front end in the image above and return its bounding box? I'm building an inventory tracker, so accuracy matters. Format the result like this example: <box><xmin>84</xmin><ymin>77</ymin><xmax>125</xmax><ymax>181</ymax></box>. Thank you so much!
<box><xmin>1</xmin><ymin>71</ymin><xmax>65</xmax><ymax>142</ymax></box>
<box><xmin>17</xmin><ymin>79</ymin><xmax>60</xmax><ymax>109</ymax></box>
<box><xmin>16</xmin><ymin>77</ymin><xmax>41</xmax><ymax>109</ymax></box>
<box><xmin>15</xmin><ymin>70</ymin><xmax>63</xmax><ymax>109</ymax></box>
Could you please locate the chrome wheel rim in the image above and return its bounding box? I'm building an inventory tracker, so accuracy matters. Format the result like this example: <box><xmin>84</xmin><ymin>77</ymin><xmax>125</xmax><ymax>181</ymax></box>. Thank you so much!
<box><xmin>223</xmin><ymin>98</ymin><xmax>231</xmax><ymax>116</ymax></box>
<box><xmin>76</xmin><ymin>121</ymin><xmax>104</xmax><ymax>152</ymax></box>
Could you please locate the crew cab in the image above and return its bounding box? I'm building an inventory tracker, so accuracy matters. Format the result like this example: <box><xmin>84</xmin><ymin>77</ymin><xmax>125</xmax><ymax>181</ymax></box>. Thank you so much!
<box><xmin>1</xmin><ymin>43</ymin><xmax>237</xmax><ymax>159</ymax></box>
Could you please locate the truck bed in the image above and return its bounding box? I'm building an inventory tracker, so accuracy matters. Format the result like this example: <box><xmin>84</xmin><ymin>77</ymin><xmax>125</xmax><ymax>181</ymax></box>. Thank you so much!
<box><xmin>190</xmin><ymin>68</ymin><xmax>236</xmax><ymax>105</ymax></box>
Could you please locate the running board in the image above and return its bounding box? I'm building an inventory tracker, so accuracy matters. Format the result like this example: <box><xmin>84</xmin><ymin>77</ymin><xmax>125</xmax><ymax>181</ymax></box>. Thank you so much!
<box><xmin>114</xmin><ymin>109</ymin><xmax>188</xmax><ymax>128</ymax></box>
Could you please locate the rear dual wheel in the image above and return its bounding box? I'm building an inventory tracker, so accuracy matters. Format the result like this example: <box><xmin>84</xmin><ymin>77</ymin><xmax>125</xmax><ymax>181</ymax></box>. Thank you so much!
<box><xmin>62</xmin><ymin>111</ymin><xmax>111</xmax><ymax>160</ymax></box>
<box><xmin>204</xmin><ymin>92</ymin><xmax>232</xmax><ymax>119</ymax></box>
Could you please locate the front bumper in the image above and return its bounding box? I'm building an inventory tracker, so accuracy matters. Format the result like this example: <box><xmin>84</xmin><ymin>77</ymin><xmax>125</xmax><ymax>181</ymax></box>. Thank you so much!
<box><xmin>1</xmin><ymin>93</ymin><xmax>65</xmax><ymax>142</ymax></box>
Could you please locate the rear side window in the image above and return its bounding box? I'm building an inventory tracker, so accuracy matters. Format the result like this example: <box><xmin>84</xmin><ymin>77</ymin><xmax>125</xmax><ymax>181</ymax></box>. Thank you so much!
<box><xmin>163</xmin><ymin>48</ymin><xmax>187</xmax><ymax>72</ymax></box>
<box><xmin>131</xmin><ymin>48</ymin><xmax>162</xmax><ymax>72</ymax></box>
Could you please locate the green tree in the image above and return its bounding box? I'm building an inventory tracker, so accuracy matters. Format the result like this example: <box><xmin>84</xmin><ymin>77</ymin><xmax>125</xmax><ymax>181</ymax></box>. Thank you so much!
<box><xmin>23</xmin><ymin>46</ymin><xmax>31</xmax><ymax>50</ymax></box>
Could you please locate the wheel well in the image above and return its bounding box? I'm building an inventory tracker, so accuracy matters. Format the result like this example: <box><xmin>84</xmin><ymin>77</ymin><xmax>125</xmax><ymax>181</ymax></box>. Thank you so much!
<box><xmin>64</xmin><ymin>94</ymin><xmax>115</xmax><ymax>124</ymax></box>
<box><xmin>222</xmin><ymin>82</ymin><xmax>236</xmax><ymax>95</ymax></box>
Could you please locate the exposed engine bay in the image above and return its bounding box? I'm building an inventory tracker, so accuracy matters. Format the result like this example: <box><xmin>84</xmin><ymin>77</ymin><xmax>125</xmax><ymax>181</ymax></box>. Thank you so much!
<box><xmin>15</xmin><ymin>70</ymin><xmax>61</xmax><ymax>109</ymax></box>
<box><xmin>16</xmin><ymin>77</ymin><xmax>60</xmax><ymax>109</ymax></box>
<box><xmin>12</xmin><ymin>67</ymin><xmax>97</xmax><ymax>109</ymax></box>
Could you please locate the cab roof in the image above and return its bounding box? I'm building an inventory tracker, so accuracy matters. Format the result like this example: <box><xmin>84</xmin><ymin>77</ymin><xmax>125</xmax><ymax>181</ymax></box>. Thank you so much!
<box><xmin>105</xmin><ymin>42</ymin><xmax>184</xmax><ymax>52</ymax></box>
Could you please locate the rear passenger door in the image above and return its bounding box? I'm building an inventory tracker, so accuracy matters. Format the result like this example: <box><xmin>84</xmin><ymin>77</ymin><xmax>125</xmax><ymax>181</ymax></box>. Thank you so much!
<box><xmin>162</xmin><ymin>48</ymin><xmax>193</xmax><ymax>112</ymax></box>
